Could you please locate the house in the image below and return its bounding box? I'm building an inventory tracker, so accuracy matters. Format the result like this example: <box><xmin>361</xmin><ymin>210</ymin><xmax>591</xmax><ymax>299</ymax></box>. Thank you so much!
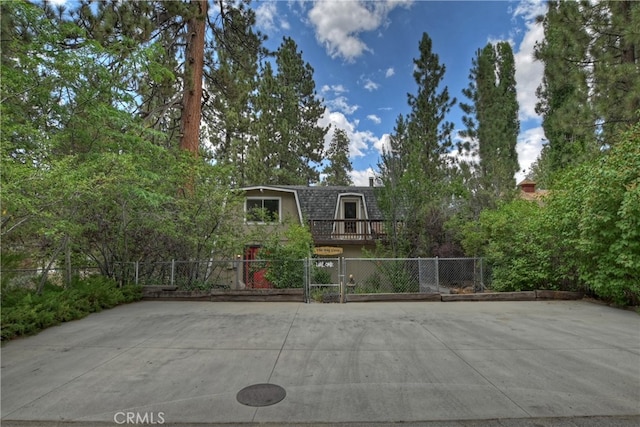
<box><xmin>517</xmin><ymin>179</ymin><xmax>548</xmax><ymax>203</ymax></box>
<box><xmin>241</xmin><ymin>182</ymin><xmax>387</xmax><ymax>260</ymax></box>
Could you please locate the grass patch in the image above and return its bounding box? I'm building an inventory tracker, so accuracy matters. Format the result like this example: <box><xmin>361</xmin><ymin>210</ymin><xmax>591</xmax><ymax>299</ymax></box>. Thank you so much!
<box><xmin>1</xmin><ymin>276</ymin><xmax>142</xmax><ymax>341</ymax></box>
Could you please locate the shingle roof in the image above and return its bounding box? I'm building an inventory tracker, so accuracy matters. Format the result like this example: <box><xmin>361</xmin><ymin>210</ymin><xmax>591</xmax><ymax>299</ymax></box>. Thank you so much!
<box><xmin>270</xmin><ymin>185</ymin><xmax>384</xmax><ymax>221</ymax></box>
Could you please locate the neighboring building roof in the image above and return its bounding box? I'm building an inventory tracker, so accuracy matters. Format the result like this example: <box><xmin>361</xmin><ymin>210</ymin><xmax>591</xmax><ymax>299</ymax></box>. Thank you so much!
<box><xmin>516</xmin><ymin>180</ymin><xmax>549</xmax><ymax>202</ymax></box>
<box><xmin>241</xmin><ymin>185</ymin><xmax>384</xmax><ymax>221</ymax></box>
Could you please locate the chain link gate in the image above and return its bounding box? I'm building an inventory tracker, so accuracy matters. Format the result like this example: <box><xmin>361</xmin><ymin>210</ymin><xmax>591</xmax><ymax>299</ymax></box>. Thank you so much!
<box><xmin>306</xmin><ymin>257</ymin><xmax>342</xmax><ymax>302</ymax></box>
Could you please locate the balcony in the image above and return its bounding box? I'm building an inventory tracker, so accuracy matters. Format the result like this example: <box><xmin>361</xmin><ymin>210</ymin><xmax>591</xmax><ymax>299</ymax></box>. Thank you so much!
<box><xmin>308</xmin><ymin>219</ymin><xmax>387</xmax><ymax>244</ymax></box>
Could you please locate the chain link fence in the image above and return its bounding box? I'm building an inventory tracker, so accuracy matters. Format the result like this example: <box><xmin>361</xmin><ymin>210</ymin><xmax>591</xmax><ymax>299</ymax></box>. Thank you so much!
<box><xmin>1</xmin><ymin>267</ymin><xmax>102</xmax><ymax>290</ymax></box>
<box><xmin>2</xmin><ymin>258</ymin><xmax>489</xmax><ymax>295</ymax></box>
<box><xmin>344</xmin><ymin>258</ymin><xmax>489</xmax><ymax>294</ymax></box>
<box><xmin>113</xmin><ymin>259</ymin><xmax>308</xmax><ymax>291</ymax></box>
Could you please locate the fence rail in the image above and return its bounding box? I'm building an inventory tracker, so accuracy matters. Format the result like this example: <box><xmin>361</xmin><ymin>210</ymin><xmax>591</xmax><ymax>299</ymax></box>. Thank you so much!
<box><xmin>343</xmin><ymin>258</ymin><xmax>487</xmax><ymax>295</ymax></box>
<box><xmin>3</xmin><ymin>258</ymin><xmax>490</xmax><ymax>301</ymax></box>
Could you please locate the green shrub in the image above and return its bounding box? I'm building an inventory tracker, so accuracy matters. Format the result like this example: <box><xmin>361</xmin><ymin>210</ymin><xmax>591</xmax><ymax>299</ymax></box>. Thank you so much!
<box><xmin>260</xmin><ymin>224</ymin><xmax>312</xmax><ymax>289</ymax></box>
<box><xmin>460</xmin><ymin>124</ymin><xmax>640</xmax><ymax>305</ymax></box>
<box><xmin>312</xmin><ymin>267</ymin><xmax>332</xmax><ymax>284</ymax></box>
<box><xmin>1</xmin><ymin>276</ymin><xmax>142</xmax><ymax>341</ymax></box>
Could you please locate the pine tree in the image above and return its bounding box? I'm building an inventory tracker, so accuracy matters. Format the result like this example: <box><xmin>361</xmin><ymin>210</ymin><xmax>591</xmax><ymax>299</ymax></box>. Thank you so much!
<box><xmin>461</xmin><ymin>42</ymin><xmax>519</xmax><ymax>203</ymax></box>
<box><xmin>590</xmin><ymin>0</ymin><xmax>640</xmax><ymax>141</ymax></box>
<box><xmin>322</xmin><ymin>128</ymin><xmax>353</xmax><ymax>186</ymax></box>
<box><xmin>376</xmin><ymin>115</ymin><xmax>411</xmax><ymax>257</ymax></box>
<box><xmin>207</xmin><ymin>3</ymin><xmax>265</xmax><ymax>186</ymax></box>
<box><xmin>534</xmin><ymin>0</ymin><xmax>596</xmax><ymax>175</ymax></box>
<box><xmin>534</xmin><ymin>0</ymin><xmax>639</xmax><ymax>179</ymax></box>
<box><xmin>249</xmin><ymin>37</ymin><xmax>327</xmax><ymax>185</ymax></box>
<box><xmin>180</xmin><ymin>0</ymin><xmax>208</xmax><ymax>156</ymax></box>
<box><xmin>377</xmin><ymin>33</ymin><xmax>458</xmax><ymax>257</ymax></box>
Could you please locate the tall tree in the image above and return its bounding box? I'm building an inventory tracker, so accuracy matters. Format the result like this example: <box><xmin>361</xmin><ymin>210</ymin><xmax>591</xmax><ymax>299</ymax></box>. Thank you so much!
<box><xmin>207</xmin><ymin>2</ymin><xmax>265</xmax><ymax>186</ymax></box>
<box><xmin>376</xmin><ymin>115</ymin><xmax>411</xmax><ymax>257</ymax></box>
<box><xmin>377</xmin><ymin>33</ymin><xmax>459</xmax><ymax>257</ymax></box>
<box><xmin>1</xmin><ymin>1</ymin><xmax>245</xmax><ymax>284</ymax></box>
<box><xmin>461</xmin><ymin>42</ymin><xmax>519</xmax><ymax>204</ymax></box>
<box><xmin>180</xmin><ymin>0</ymin><xmax>208</xmax><ymax>155</ymax></box>
<box><xmin>534</xmin><ymin>0</ymin><xmax>596</xmax><ymax>176</ymax></box>
<box><xmin>321</xmin><ymin>128</ymin><xmax>353</xmax><ymax>186</ymax></box>
<box><xmin>249</xmin><ymin>37</ymin><xmax>327</xmax><ymax>185</ymax></box>
<box><xmin>590</xmin><ymin>0</ymin><xmax>640</xmax><ymax>141</ymax></box>
<box><xmin>534</xmin><ymin>0</ymin><xmax>639</xmax><ymax>179</ymax></box>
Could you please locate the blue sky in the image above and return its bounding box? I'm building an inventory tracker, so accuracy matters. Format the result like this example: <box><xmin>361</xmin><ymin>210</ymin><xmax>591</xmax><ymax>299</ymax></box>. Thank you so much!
<box><xmin>252</xmin><ymin>0</ymin><xmax>548</xmax><ymax>185</ymax></box>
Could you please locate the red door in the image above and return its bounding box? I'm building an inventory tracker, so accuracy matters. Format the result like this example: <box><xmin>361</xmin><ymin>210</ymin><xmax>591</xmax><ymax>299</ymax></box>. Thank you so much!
<box><xmin>244</xmin><ymin>246</ymin><xmax>272</xmax><ymax>288</ymax></box>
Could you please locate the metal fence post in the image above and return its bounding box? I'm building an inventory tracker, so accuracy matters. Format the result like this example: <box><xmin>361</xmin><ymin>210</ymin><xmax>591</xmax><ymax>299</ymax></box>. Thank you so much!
<box><xmin>435</xmin><ymin>256</ymin><xmax>440</xmax><ymax>293</ymax></box>
<box><xmin>135</xmin><ymin>261</ymin><xmax>139</xmax><ymax>286</ymax></box>
<box><xmin>171</xmin><ymin>259</ymin><xmax>175</xmax><ymax>287</ymax></box>
<box><xmin>339</xmin><ymin>257</ymin><xmax>345</xmax><ymax>303</ymax></box>
<box><xmin>304</xmin><ymin>257</ymin><xmax>310</xmax><ymax>303</ymax></box>
<box><xmin>479</xmin><ymin>257</ymin><xmax>484</xmax><ymax>292</ymax></box>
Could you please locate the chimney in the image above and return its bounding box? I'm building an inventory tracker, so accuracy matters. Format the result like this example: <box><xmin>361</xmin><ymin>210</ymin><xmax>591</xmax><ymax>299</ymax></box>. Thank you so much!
<box><xmin>369</xmin><ymin>177</ymin><xmax>374</xmax><ymax>187</ymax></box>
<box><xmin>518</xmin><ymin>179</ymin><xmax>536</xmax><ymax>193</ymax></box>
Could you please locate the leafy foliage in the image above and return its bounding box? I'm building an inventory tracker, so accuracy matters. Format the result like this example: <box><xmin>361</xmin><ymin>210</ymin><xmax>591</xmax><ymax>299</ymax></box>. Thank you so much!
<box><xmin>377</xmin><ymin>33</ymin><xmax>463</xmax><ymax>258</ymax></box>
<box><xmin>1</xmin><ymin>276</ymin><xmax>142</xmax><ymax>341</ymax></box>
<box><xmin>1</xmin><ymin>2</ymin><xmax>244</xmax><ymax>285</ymax></box>
<box><xmin>460</xmin><ymin>42</ymin><xmax>519</xmax><ymax>206</ymax></box>
<box><xmin>259</xmin><ymin>224</ymin><xmax>313</xmax><ymax>288</ymax></box>
<box><xmin>461</xmin><ymin>124</ymin><xmax>640</xmax><ymax>305</ymax></box>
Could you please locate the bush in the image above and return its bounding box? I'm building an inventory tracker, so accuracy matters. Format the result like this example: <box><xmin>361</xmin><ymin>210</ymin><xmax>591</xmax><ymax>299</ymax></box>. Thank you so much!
<box><xmin>460</xmin><ymin>124</ymin><xmax>640</xmax><ymax>305</ymax></box>
<box><xmin>1</xmin><ymin>276</ymin><xmax>142</xmax><ymax>341</ymax></box>
<box><xmin>260</xmin><ymin>224</ymin><xmax>313</xmax><ymax>289</ymax></box>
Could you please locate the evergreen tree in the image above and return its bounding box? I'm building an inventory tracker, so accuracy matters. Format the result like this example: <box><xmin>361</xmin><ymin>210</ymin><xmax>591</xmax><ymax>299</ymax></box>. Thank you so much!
<box><xmin>534</xmin><ymin>0</ymin><xmax>639</xmax><ymax>180</ymax></box>
<box><xmin>207</xmin><ymin>3</ymin><xmax>265</xmax><ymax>186</ymax></box>
<box><xmin>461</xmin><ymin>42</ymin><xmax>519</xmax><ymax>204</ymax></box>
<box><xmin>321</xmin><ymin>128</ymin><xmax>353</xmax><ymax>186</ymax></box>
<box><xmin>1</xmin><ymin>1</ymin><xmax>245</xmax><ymax>282</ymax></box>
<box><xmin>590</xmin><ymin>0</ymin><xmax>640</xmax><ymax>141</ymax></box>
<box><xmin>249</xmin><ymin>37</ymin><xmax>327</xmax><ymax>185</ymax></box>
<box><xmin>377</xmin><ymin>33</ymin><xmax>459</xmax><ymax>257</ymax></box>
<box><xmin>534</xmin><ymin>0</ymin><xmax>596</xmax><ymax>176</ymax></box>
<box><xmin>376</xmin><ymin>115</ymin><xmax>411</xmax><ymax>257</ymax></box>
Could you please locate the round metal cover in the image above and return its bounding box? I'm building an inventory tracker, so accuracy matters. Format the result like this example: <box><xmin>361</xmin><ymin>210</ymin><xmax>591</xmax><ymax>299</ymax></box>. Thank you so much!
<box><xmin>236</xmin><ymin>383</ymin><xmax>286</xmax><ymax>407</ymax></box>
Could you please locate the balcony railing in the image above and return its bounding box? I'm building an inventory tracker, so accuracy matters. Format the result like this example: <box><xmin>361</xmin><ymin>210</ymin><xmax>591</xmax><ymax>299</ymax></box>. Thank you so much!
<box><xmin>308</xmin><ymin>219</ymin><xmax>388</xmax><ymax>244</ymax></box>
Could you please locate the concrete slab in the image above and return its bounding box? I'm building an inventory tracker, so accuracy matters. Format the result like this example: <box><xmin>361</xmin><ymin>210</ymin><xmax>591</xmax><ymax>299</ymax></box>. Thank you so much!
<box><xmin>1</xmin><ymin>300</ymin><xmax>639</xmax><ymax>426</ymax></box>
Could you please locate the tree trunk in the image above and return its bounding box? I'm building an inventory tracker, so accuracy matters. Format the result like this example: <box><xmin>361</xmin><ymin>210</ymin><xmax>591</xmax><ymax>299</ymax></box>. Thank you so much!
<box><xmin>180</xmin><ymin>0</ymin><xmax>208</xmax><ymax>155</ymax></box>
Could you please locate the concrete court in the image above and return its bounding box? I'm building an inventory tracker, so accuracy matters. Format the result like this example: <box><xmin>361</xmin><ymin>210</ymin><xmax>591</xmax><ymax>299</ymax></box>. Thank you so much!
<box><xmin>1</xmin><ymin>300</ymin><xmax>639</xmax><ymax>427</ymax></box>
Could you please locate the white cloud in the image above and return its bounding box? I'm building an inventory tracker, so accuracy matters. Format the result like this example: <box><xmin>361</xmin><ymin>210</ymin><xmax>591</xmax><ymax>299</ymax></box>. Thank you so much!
<box><xmin>385</xmin><ymin>67</ymin><xmax>395</xmax><ymax>78</ymax></box>
<box><xmin>515</xmin><ymin>125</ymin><xmax>546</xmax><ymax>183</ymax></box>
<box><xmin>513</xmin><ymin>0</ymin><xmax>546</xmax><ymax>122</ymax></box>
<box><xmin>318</xmin><ymin>109</ymin><xmax>380</xmax><ymax>159</ymax></box>
<box><xmin>308</xmin><ymin>0</ymin><xmax>413</xmax><ymax>62</ymax></box>
<box><xmin>321</xmin><ymin>84</ymin><xmax>348</xmax><ymax>95</ymax></box>
<box><xmin>363</xmin><ymin>78</ymin><xmax>380</xmax><ymax>91</ymax></box>
<box><xmin>255</xmin><ymin>2</ymin><xmax>289</xmax><ymax>32</ymax></box>
<box><xmin>367</xmin><ymin>114</ymin><xmax>382</xmax><ymax>124</ymax></box>
<box><xmin>350</xmin><ymin>168</ymin><xmax>378</xmax><ymax>186</ymax></box>
<box><xmin>509</xmin><ymin>0</ymin><xmax>547</xmax><ymax>183</ymax></box>
<box><xmin>326</xmin><ymin>96</ymin><xmax>359</xmax><ymax>115</ymax></box>
<box><xmin>374</xmin><ymin>133</ymin><xmax>392</xmax><ymax>155</ymax></box>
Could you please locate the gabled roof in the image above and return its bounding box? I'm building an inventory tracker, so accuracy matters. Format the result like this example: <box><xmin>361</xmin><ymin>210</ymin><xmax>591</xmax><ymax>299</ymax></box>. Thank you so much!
<box><xmin>240</xmin><ymin>185</ymin><xmax>384</xmax><ymax>221</ymax></box>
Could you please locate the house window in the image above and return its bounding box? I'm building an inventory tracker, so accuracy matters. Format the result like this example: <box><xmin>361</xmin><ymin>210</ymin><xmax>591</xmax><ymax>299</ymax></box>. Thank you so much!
<box><xmin>344</xmin><ymin>201</ymin><xmax>357</xmax><ymax>234</ymax></box>
<box><xmin>246</xmin><ymin>198</ymin><xmax>280</xmax><ymax>223</ymax></box>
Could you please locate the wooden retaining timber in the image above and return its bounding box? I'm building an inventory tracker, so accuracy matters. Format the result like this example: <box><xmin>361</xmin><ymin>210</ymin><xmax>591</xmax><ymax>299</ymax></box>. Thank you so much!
<box><xmin>142</xmin><ymin>286</ymin><xmax>304</xmax><ymax>302</ymax></box>
<box><xmin>441</xmin><ymin>291</ymin><xmax>537</xmax><ymax>302</ymax></box>
<box><xmin>142</xmin><ymin>286</ymin><xmax>583</xmax><ymax>303</ymax></box>
<box><xmin>350</xmin><ymin>290</ymin><xmax>582</xmax><ymax>303</ymax></box>
<box><xmin>535</xmin><ymin>290</ymin><xmax>585</xmax><ymax>300</ymax></box>
<box><xmin>346</xmin><ymin>293</ymin><xmax>442</xmax><ymax>303</ymax></box>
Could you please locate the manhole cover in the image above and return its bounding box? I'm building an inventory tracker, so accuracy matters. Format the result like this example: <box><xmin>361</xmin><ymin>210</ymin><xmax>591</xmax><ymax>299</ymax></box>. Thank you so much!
<box><xmin>236</xmin><ymin>383</ymin><xmax>286</xmax><ymax>407</ymax></box>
